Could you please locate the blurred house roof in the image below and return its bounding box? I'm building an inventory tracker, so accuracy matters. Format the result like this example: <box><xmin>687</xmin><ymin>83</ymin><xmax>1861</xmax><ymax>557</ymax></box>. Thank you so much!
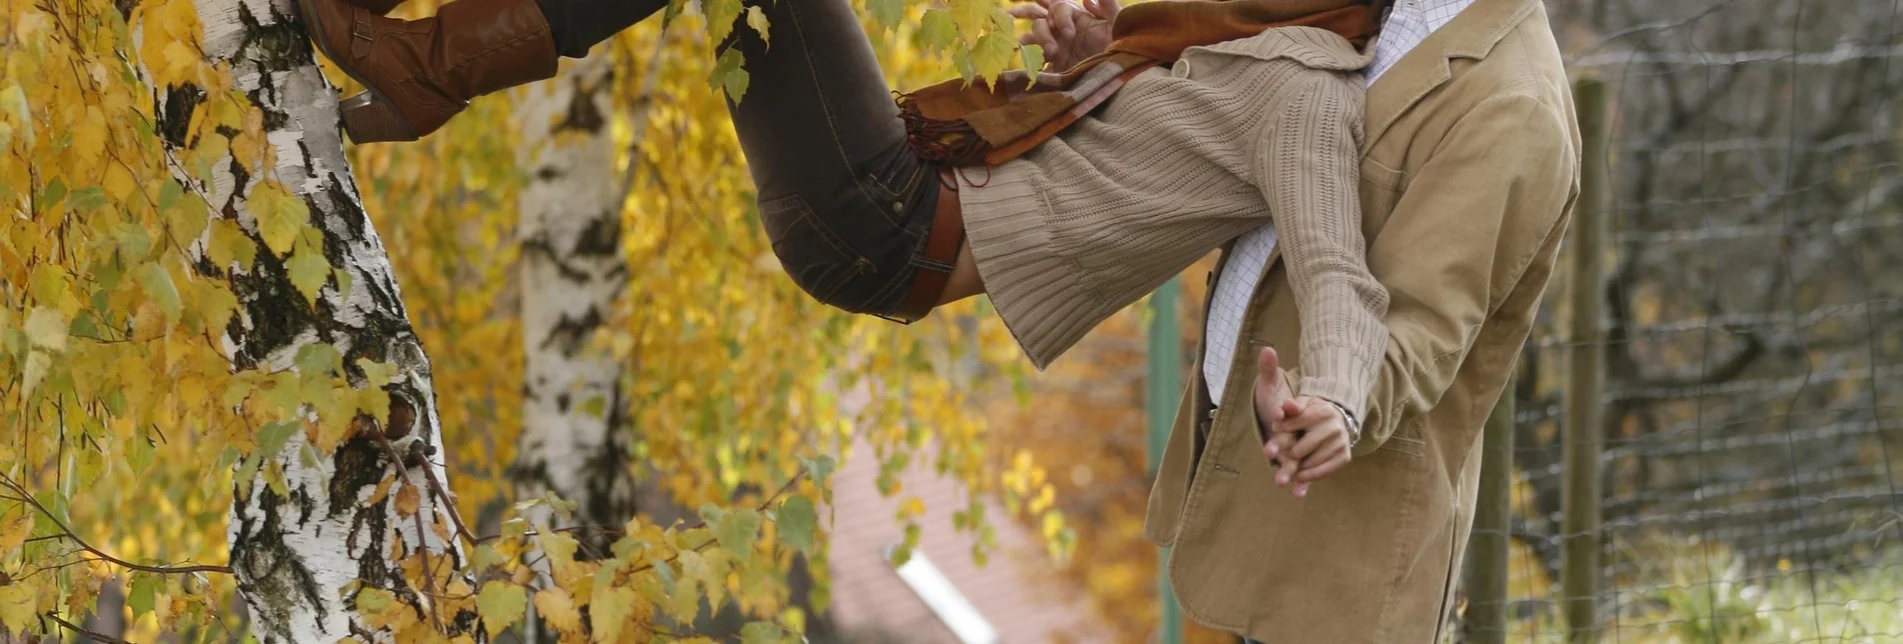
<box><xmin>824</xmin><ymin>437</ymin><xmax>1109</xmax><ymax>644</ymax></box>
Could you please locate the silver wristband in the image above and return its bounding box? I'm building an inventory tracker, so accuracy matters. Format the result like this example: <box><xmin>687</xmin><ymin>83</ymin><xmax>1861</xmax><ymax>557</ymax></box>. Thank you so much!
<box><xmin>1325</xmin><ymin>400</ymin><xmax>1363</xmax><ymax>447</ymax></box>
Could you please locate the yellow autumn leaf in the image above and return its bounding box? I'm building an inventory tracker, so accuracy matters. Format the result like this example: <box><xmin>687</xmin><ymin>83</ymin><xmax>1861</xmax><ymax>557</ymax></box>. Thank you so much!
<box><xmin>70</xmin><ymin>105</ymin><xmax>107</xmax><ymax>169</ymax></box>
<box><xmin>532</xmin><ymin>588</ymin><xmax>584</xmax><ymax>636</ymax></box>
<box><xmin>23</xmin><ymin>306</ymin><xmax>68</xmax><ymax>351</ymax></box>
<box><xmin>0</xmin><ymin>512</ymin><xmax>33</xmax><ymax>552</ymax></box>
<box><xmin>394</xmin><ymin>482</ymin><xmax>420</xmax><ymax>516</ymax></box>
<box><xmin>249</xmin><ymin>180</ymin><xmax>307</xmax><ymax>256</ymax></box>
<box><xmin>0</xmin><ymin>584</ymin><xmax>38</xmax><ymax>635</ymax></box>
<box><xmin>206</xmin><ymin>218</ymin><xmax>258</xmax><ymax>271</ymax></box>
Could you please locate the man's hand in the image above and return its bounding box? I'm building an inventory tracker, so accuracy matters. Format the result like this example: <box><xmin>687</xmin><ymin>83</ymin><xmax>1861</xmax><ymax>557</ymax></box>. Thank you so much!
<box><xmin>1252</xmin><ymin>347</ymin><xmax>1353</xmax><ymax>499</ymax></box>
<box><xmin>1007</xmin><ymin>0</ymin><xmax>1119</xmax><ymax>72</ymax></box>
<box><xmin>1269</xmin><ymin>397</ymin><xmax>1354</xmax><ymax>497</ymax></box>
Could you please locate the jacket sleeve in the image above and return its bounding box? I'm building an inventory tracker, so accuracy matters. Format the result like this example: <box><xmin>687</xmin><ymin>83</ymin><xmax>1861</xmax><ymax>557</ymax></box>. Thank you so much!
<box><xmin>1256</xmin><ymin>74</ymin><xmax>1389</xmax><ymax>422</ymax></box>
<box><xmin>1337</xmin><ymin>93</ymin><xmax>1576</xmax><ymax>456</ymax></box>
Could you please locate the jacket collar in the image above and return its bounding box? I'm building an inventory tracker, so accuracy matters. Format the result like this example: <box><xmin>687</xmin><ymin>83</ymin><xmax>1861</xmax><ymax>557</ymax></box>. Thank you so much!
<box><xmin>1363</xmin><ymin>0</ymin><xmax>1540</xmax><ymax>149</ymax></box>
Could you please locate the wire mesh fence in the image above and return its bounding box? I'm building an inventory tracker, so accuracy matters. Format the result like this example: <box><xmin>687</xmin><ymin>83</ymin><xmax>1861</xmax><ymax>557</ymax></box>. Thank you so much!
<box><xmin>1458</xmin><ymin>0</ymin><xmax>1903</xmax><ymax>641</ymax></box>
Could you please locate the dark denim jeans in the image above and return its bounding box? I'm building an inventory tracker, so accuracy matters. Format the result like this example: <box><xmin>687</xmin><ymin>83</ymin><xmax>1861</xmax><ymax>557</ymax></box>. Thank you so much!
<box><xmin>537</xmin><ymin>0</ymin><xmax>945</xmax><ymax>316</ymax></box>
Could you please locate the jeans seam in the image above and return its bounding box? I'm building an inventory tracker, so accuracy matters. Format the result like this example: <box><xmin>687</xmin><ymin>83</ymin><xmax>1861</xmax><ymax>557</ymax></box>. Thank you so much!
<box><xmin>783</xmin><ymin>0</ymin><xmax>906</xmax><ymax>229</ymax></box>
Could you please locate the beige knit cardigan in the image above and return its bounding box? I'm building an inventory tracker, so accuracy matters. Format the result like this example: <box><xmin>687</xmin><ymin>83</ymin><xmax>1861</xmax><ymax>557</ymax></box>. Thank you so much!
<box><xmin>959</xmin><ymin>26</ymin><xmax>1388</xmax><ymax>418</ymax></box>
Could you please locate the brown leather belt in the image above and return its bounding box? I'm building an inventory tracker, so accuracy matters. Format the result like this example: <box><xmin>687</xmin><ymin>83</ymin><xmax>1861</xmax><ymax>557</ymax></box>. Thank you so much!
<box><xmin>888</xmin><ymin>169</ymin><xmax>966</xmax><ymax>323</ymax></box>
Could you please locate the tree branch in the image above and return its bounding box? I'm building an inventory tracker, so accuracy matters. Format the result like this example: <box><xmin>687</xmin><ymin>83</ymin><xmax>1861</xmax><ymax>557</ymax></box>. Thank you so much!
<box><xmin>0</xmin><ymin>473</ymin><xmax>232</xmax><ymax>577</ymax></box>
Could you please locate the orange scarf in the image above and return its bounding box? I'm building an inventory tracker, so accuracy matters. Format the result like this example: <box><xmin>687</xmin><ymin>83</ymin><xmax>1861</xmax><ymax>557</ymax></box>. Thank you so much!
<box><xmin>898</xmin><ymin>0</ymin><xmax>1377</xmax><ymax>167</ymax></box>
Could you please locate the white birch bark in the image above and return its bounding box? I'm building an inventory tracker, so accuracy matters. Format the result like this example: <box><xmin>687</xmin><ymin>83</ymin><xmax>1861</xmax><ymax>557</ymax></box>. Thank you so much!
<box><xmin>140</xmin><ymin>0</ymin><xmax>468</xmax><ymax>640</ymax></box>
<box><xmin>507</xmin><ymin>54</ymin><xmax>635</xmax><ymax>538</ymax></box>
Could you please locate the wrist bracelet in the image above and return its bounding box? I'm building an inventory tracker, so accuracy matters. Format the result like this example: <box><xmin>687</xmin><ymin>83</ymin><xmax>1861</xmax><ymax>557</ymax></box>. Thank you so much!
<box><xmin>1327</xmin><ymin>400</ymin><xmax>1363</xmax><ymax>447</ymax></box>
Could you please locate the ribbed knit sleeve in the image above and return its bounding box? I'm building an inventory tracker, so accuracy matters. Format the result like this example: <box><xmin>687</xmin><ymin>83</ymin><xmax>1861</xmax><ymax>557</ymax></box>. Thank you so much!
<box><xmin>957</xmin><ymin>164</ymin><xmax>1114</xmax><ymax>370</ymax></box>
<box><xmin>958</xmin><ymin>26</ymin><xmax>1374</xmax><ymax>371</ymax></box>
<box><xmin>1259</xmin><ymin>75</ymin><xmax>1388</xmax><ymax>420</ymax></box>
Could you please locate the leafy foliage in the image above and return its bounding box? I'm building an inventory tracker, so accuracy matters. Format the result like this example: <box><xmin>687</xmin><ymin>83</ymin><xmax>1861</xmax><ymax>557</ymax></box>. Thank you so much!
<box><xmin>2</xmin><ymin>0</ymin><xmax>1066</xmax><ymax>641</ymax></box>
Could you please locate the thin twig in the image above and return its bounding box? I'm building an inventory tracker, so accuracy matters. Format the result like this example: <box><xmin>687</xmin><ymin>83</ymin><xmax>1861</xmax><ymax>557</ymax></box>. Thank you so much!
<box><xmin>47</xmin><ymin>612</ymin><xmax>136</xmax><ymax>644</ymax></box>
<box><xmin>369</xmin><ymin>432</ymin><xmax>446</xmax><ymax>633</ymax></box>
<box><xmin>626</xmin><ymin>469</ymin><xmax>808</xmax><ymax>576</ymax></box>
<box><xmin>417</xmin><ymin>452</ymin><xmax>478</xmax><ymax>546</ymax></box>
<box><xmin>0</xmin><ymin>473</ymin><xmax>232</xmax><ymax>576</ymax></box>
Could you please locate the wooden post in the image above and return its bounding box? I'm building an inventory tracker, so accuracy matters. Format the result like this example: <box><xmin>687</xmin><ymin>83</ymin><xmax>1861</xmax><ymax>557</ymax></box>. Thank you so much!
<box><xmin>1146</xmin><ymin>278</ymin><xmax>1184</xmax><ymax>644</ymax></box>
<box><xmin>1462</xmin><ymin>384</ymin><xmax>1516</xmax><ymax>644</ymax></box>
<box><xmin>1563</xmin><ymin>77</ymin><xmax>1611</xmax><ymax>644</ymax></box>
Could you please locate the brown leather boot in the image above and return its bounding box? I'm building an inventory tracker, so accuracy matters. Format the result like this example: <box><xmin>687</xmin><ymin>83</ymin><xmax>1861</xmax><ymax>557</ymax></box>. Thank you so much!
<box><xmin>298</xmin><ymin>0</ymin><xmax>558</xmax><ymax>143</ymax></box>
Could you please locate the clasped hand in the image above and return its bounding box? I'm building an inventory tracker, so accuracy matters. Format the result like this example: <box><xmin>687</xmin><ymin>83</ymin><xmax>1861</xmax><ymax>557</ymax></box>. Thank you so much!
<box><xmin>1252</xmin><ymin>347</ymin><xmax>1355</xmax><ymax>499</ymax></box>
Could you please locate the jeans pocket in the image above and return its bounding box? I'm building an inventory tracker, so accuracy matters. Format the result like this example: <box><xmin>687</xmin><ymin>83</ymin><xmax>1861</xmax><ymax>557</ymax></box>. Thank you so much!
<box><xmin>760</xmin><ymin>194</ymin><xmax>865</xmax><ymax>307</ymax></box>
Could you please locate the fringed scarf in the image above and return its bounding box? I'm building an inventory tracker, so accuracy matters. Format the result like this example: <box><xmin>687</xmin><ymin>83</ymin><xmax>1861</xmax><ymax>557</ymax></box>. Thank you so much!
<box><xmin>898</xmin><ymin>0</ymin><xmax>1379</xmax><ymax>168</ymax></box>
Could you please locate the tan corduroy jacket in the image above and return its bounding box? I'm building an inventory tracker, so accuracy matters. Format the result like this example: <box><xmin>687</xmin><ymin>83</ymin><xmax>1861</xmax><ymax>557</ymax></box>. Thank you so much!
<box><xmin>1142</xmin><ymin>0</ymin><xmax>1580</xmax><ymax>642</ymax></box>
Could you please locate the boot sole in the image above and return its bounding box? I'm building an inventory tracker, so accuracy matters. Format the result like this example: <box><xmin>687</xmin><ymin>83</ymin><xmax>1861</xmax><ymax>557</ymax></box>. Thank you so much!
<box><xmin>296</xmin><ymin>0</ymin><xmax>421</xmax><ymax>143</ymax></box>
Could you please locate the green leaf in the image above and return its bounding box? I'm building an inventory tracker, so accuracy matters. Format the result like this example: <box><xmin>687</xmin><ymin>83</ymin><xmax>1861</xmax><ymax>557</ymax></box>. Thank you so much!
<box><xmin>294</xmin><ymin>343</ymin><xmax>341</xmax><ymax>377</ymax></box>
<box><xmin>129</xmin><ymin>573</ymin><xmax>161</xmax><ymax>617</ymax></box>
<box><xmin>233</xmin><ymin>422</ymin><xmax>289</xmax><ymax>490</ymax></box>
<box><xmin>868</xmin><ymin>0</ymin><xmax>903</xmax><ymax>29</ymax></box>
<box><xmin>799</xmin><ymin>454</ymin><xmax>836</xmax><ymax>484</ymax></box>
<box><xmin>287</xmin><ymin>237</ymin><xmax>330</xmax><ymax>305</ymax></box>
<box><xmin>468</xmin><ymin>544</ymin><xmax>508</xmax><ymax>571</ymax></box>
<box><xmin>39</xmin><ymin>176</ymin><xmax>66</xmax><ymax>209</ymax></box>
<box><xmin>777</xmin><ymin>495</ymin><xmax>817</xmax><ymax>556</ymax></box>
<box><xmin>67</xmin><ymin>185</ymin><xmax>107</xmax><ymax>213</ymax></box>
<box><xmin>739</xmin><ymin>621</ymin><xmax>784</xmax><ymax>644</ymax></box>
<box><xmin>166</xmin><ymin>187</ymin><xmax>208</xmax><ymax>242</ymax></box>
<box><xmin>476</xmin><ymin>581</ymin><xmax>528</xmax><ymax>639</ymax></box>
<box><xmin>254</xmin><ymin>421</ymin><xmax>300</xmax><ymax>460</ymax></box>
<box><xmin>712</xmin><ymin>507</ymin><xmax>761</xmax><ymax>553</ymax></box>
<box><xmin>918</xmin><ymin>10</ymin><xmax>958</xmax><ymax>51</ymax></box>
<box><xmin>1022</xmin><ymin>43</ymin><xmax>1046</xmax><ymax>77</ymax></box>
<box><xmin>703</xmin><ymin>0</ymin><xmax>743</xmax><ymax>43</ymax></box>
<box><xmin>136</xmin><ymin>262</ymin><xmax>182</xmax><ymax>322</ymax></box>
<box><xmin>356</xmin><ymin>359</ymin><xmax>397</xmax><ymax>388</ymax></box>
<box><xmin>710</xmin><ymin>48</ymin><xmax>750</xmax><ymax>102</ymax></box>
<box><xmin>157</xmin><ymin>178</ymin><xmax>184</xmax><ymax>210</ymax></box>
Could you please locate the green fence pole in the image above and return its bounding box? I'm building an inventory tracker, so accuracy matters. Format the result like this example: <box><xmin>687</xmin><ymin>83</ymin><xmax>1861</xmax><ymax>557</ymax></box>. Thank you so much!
<box><xmin>1147</xmin><ymin>278</ymin><xmax>1184</xmax><ymax>644</ymax></box>
<box><xmin>1462</xmin><ymin>383</ymin><xmax>1516</xmax><ymax>644</ymax></box>
<box><xmin>1563</xmin><ymin>76</ymin><xmax>1610</xmax><ymax>644</ymax></box>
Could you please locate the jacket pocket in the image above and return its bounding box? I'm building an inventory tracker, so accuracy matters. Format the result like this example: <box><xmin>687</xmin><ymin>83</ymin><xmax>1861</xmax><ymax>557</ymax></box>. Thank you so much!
<box><xmin>1359</xmin><ymin>157</ymin><xmax>1409</xmax><ymax>233</ymax></box>
<box><xmin>759</xmin><ymin>194</ymin><xmax>865</xmax><ymax>306</ymax></box>
<box><xmin>1381</xmin><ymin>432</ymin><xmax>1428</xmax><ymax>458</ymax></box>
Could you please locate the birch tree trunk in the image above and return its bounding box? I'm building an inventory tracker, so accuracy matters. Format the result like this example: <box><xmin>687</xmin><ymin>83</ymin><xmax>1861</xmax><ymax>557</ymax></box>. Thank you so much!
<box><xmin>507</xmin><ymin>54</ymin><xmax>636</xmax><ymax>540</ymax></box>
<box><xmin>143</xmin><ymin>0</ymin><xmax>469</xmax><ymax>640</ymax></box>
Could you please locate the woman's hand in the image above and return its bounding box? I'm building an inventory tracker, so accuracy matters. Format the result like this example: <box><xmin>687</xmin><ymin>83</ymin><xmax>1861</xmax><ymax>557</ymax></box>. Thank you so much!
<box><xmin>1008</xmin><ymin>0</ymin><xmax>1119</xmax><ymax>72</ymax></box>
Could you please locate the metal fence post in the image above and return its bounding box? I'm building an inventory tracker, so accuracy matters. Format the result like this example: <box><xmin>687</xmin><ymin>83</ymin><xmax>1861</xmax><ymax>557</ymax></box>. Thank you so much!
<box><xmin>1462</xmin><ymin>384</ymin><xmax>1516</xmax><ymax>644</ymax></box>
<box><xmin>1563</xmin><ymin>76</ymin><xmax>1611</xmax><ymax>644</ymax></box>
<box><xmin>1146</xmin><ymin>278</ymin><xmax>1185</xmax><ymax>644</ymax></box>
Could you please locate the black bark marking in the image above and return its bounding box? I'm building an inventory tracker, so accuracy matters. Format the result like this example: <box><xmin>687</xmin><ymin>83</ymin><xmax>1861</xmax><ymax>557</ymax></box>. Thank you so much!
<box><xmin>229</xmin><ymin>485</ymin><xmax>329</xmax><ymax>642</ymax></box>
<box><xmin>327</xmin><ymin>434</ymin><xmax>386</xmax><ymax>517</ymax></box>
<box><xmin>159</xmin><ymin>85</ymin><xmax>204</xmax><ymax>149</ymax></box>
<box><xmin>539</xmin><ymin>307</ymin><xmax>603</xmax><ymax>357</ymax></box>
<box><xmin>519</xmin><ymin>237</ymin><xmax>594</xmax><ymax>284</ymax></box>
<box><xmin>556</xmin><ymin>79</ymin><xmax>607</xmax><ymax>134</ymax></box>
<box><xmin>572</xmin><ymin>212</ymin><xmax>621</xmax><ymax>257</ymax></box>
<box><xmin>577</xmin><ymin>385</ymin><xmax>634</xmax><ymax>551</ymax></box>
